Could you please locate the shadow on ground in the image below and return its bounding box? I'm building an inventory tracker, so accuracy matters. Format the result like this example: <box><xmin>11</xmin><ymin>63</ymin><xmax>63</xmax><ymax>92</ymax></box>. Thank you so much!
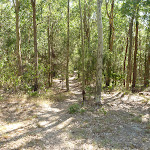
<box><xmin>0</xmin><ymin>78</ymin><xmax>149</xmax><ymax>149</ymax></box>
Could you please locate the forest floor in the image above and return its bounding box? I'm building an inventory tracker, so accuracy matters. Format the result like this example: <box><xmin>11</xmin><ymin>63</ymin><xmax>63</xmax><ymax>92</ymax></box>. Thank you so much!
<box><xmin>0</xmin><ymin>76</ymin><xmax>150</xmax><ymax>150</ymax></box>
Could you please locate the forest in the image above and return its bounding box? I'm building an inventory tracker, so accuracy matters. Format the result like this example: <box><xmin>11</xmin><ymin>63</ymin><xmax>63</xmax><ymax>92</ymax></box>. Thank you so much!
<box><xmin>0</xmin><ymin>0</ymin><xmax>150</xmax><ymax>149</ymax></box>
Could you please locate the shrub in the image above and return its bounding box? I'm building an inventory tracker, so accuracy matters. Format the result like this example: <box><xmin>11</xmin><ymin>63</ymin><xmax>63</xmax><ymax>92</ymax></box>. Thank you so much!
<box><xmin>68</xmin><ymin>104</ymin><xmax>87</xmax><ymax>114</ymax></box>
<box><xmin>68</xmin><ymin>104</ymin><xmax>80</xmax><ymax>114</ymax></box>
<box><xmin>28</xmin><ymin>91</ymin><xmax>38</xmax><ymax>97</ymax></box>
<box><xmin>79</xmin><ymin>108</ymin><xmax>86</xmax><ymax>114</ymax></box>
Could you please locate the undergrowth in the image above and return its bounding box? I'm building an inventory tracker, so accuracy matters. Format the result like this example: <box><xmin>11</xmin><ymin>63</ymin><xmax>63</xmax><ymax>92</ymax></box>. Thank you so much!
<box><xmin>68</xmin><ymin>103</ymin><xmax>86</xmax><ymax>114</ymax></box>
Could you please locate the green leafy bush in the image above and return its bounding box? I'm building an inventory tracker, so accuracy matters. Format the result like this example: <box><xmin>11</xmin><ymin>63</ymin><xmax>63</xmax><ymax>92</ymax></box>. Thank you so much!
<box><xmin>28</xmin><ymin>91</ymin><xmax>39</xmax><ymax>97</ymax></box>
<box><xmin>68</xmin><ymin>104</ymin><xmax>80</xmax><ymax>114</ymax></box>
<box><xmin>68</xmin><ymin>104</ymin><xmax>87</xmax><ymax>114</ymax></box>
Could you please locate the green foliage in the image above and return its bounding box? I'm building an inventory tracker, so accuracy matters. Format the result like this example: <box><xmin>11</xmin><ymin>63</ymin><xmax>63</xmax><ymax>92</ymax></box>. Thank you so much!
<box><xmin>108</xmin><ymin>85</ymin><xmax>113</xmax><ymax>91</ymax></box>
<box><xmin>68</xmin><ymin>104</ymin><xmax>80</xmax><ymax>114</ymax></box>
<box><xmin>68</xmin><ymin>104</ymin><xmax>86</xmax><ymax>114</ymax></box>
<box><xmin>85</xmin><ymin>86</ymin><xmax>93</xmax><ymax>93</ymax></box>
<box><xmin>79</xmin><ymin>108</ymin><xmax>86</xmax><ymax>114</ymax></box>
<box><xmin>98</xmin><ymin>107</ymin><xmax>107</xmax><ymax>115</ymax></box>
<box><xmin>28</xmin><ymin>91</ymin><xmax>39</xmax><ymax>97</ymax></box>
<box><xmin>24</xmin><ymin>84</ymin><xmax>33</xmax><ymax>92</ymax></box>
<box><xmin>111</xmin><ymin>72</ymin><xmax>124</xmax><ymax>81</ymax></box>
<box><xmin>0</xmin><ymin>0</ymin><xmax>149</xmax><ymax>93</ymax></box>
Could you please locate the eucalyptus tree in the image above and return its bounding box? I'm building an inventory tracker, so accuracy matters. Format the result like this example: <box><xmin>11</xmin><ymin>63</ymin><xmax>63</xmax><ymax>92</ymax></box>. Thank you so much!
<box><xmin>66</xmin><ymin>0</ymin><xmax>70</xmax><ymax>91</ymax></box>
<box><xmin>31</xmin><ymin>0</ymin><xmax>38</xmax><ymax>91</ymax></box>
<box><xmin>123</xmin><ymin>31</ymin><xmax>129</xmax><ymax>86</ymax></box>
<box><xmin>144</xmin><ymin>19</ymin><xmax>150</xmax><ymax>87</ymax></box>
<box><xmin>105</xmin><ymin>0</ymin><xmax>115</xmax><ymax>87</ymax></box>
<box><xmin>79</xmin><ymin>0</ymin><xmax>85</xmax><ymax>101</ymax></box>
<box><xmin>0</xmin><ymin>0</ymin><xmax>149</xmax><ymax>92</ymax></box>
<box><xmin>47</xmin><ymin>3</ymin><xmax>51</xmax><ymax>87</ymax></box>
<box><xmin>120</xmin><ymin>0</ymin><xmax>143</xmax><ymax>90</ymax></box>
<box><xmin>132</xmin><ymin>7</ymin><xmax>139</xmax><ymax>91</ymax></box>
<box><xmin>96</xmin><ymin>0</ymin><xmax>103</xmax><ymax>104</ymax></box>
<box><xmin>144</xmin><ymin>31</ymin><xmax>150</xmax><ymax>87</ymax></box>
<box><xmin>0</xmin><ymin>2</ymin><xmax>17</xmax><ymax>86</ymax></box>
<box><xmin>13</xmin><ymin>0</ymin><xmax>22</xmax><ymax>76</ymax></box>
<box><xmin>121</xmin><ymin>0</ymin><xmax>135</xmax><ymax>90</ymax></box>
<box><xmin>126</xmin><ymin>15</ymin><xmax>134</xmax><ymax>90</ymax></box>
<box><xmin>142</xmin><ymin>0</ymin><xmax>150</xmax><ymax>87</ymax></box>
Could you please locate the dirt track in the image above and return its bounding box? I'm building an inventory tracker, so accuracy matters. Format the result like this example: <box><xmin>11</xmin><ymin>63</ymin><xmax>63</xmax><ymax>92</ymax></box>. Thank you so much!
<box><xmin>0</xmin><ymin>77</ymin><xmax>150</xmax><ymax>150</ymax></box>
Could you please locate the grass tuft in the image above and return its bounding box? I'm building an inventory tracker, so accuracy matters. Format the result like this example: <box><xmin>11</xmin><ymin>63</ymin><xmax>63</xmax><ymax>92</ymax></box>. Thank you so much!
<box><xmin>131</xmin><ymin>115</ymin><xmax>142</xmax><ymax>123</ymax></box>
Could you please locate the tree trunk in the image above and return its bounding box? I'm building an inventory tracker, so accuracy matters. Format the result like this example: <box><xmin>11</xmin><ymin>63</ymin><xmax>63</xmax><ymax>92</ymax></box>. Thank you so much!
<box><xmin>50</xmin><ymin>24</ymin><xmax>54</xmax><ymax>85</ymax></box>
<box><xmin>126</xmin><ymin>16</ymin><xmax>134</xmax><ymax>90</ymax></box>
<box><xmin>144</xmin><ymin>29</ymin><xmax>150</xmax><ymax>87</ymax></box>
<box><xmin>15</xmin><ymin>0</ymin><xmax>22</xmax><ymax>76</ymax></box>
<box><xmin>123</xmin><ymin>36</ymin><xmax>128</xmax><ymax>86</ymax></box>
<box><xmin>105</xmin><ymin>0</ymin><xmax>114</xmax><ymax>87</ymax></box>
<box><xmin>31</xmin><ymin>0</ymin><xmax>38</xmax><ymax>91</ymax></box>
<box><xmin>66</xmin><ymin>0</ymin><xmax>70</xmax><ymax>91</ymax></box>
<box><xmin>139</xmin><ymin>35</ymin><xmax>142</xmax><ymax>78</ymax></box>
<box><xmin>87</xmin><ymin>2</ymin><xmax>90</xmax><ymax>49</ymax></box>
<box><xmin>47</xmin><ymin>4</ymin><xmax>51</xmax><ymax>87</ymax></box>
<box><xmin>96</xmin><ymin>0</ymin><xmax>103</xmax><ymax>104</ymax></box>
<box><xmin>79</xmin><ymin>0</ymin><xmax>85</xmax><ymax>101</ymax></box>
<box><xmin>132</xmin><ymin>19</ymin><xmax>138</xmax><ymax>91</ymax></box>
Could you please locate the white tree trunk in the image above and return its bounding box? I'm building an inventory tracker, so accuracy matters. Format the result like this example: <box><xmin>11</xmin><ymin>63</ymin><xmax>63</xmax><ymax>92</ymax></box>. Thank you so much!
<box><xmin>96</xmin><ymin>0</ymin><xmax>103</xmax><ymax>104</ymax></box>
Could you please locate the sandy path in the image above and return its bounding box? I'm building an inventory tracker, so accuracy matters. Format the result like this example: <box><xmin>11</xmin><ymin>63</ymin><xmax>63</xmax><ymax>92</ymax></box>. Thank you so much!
<box><xmin>0</xmin><ymin>77</ymin><xmax>149</xmax><ymax>150</ymax></box>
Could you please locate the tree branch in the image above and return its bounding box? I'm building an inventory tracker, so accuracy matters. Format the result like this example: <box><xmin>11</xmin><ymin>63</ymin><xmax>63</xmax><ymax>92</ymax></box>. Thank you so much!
<box><xmin>106</xmin><ymin>1</ymin><xmax>110</xmax><ymax>18</ymax></box>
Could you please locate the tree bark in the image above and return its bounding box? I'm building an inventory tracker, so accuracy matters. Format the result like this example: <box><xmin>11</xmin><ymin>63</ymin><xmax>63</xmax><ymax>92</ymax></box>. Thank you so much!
<box><xmin>15</xmin><ymin>0</ymin><xmax>22</xmax><ymax>76</ymax></box>
<box><xmin>107</xmin><ymin>0</ymin><xmax>114</xmax><ymax>52</ymax></box>
<box><xmin>96</xmin><ymin>0</ymin><xmax>103</xmax><ymax>104</ymax></box>
<box><xmin>132</xmin><ymin>19</ymin><xmax>138</xmax><ymax>91</ymax></box>
<box><xmin>50</xmin><ymin>23</ymin><xmax>54</xmax><ymax>85</ymax></box>
<box><xmin>126</xmin><ymin>16</ymin><xmax>134</xmax><ymax>90</ymax></box>
<box><xmin>87</xmin><ymin>2</ymin><xmax>90</xmax><ymax>49</ymax></box>
<box><xmin>144</xmin><ymin>29</ymin><xmax>150</xmax><ymax>87</ymax></box>
<box><xmin>66</xmin><ymin>0</ymin><xmax>70</xmax><ymax>91</ymax></box>
<box><xmin>105</xmin><ymin>0</ymin><xmax>114</xmax><ymax>87</ymax></box>
<box><xmin>123</xmin><ymin>36</ymin><xmax>128</xmax><ymax>86</ymax></box>
<box><xmin>79</xmin><ymin>0</ymin><xmax>85</xmax><ymax>101</ymax></box>
<box><xmin>139</xmin><ymin>35</ymin><xmax>142</xmax><ymax>78</ymax></box>
<box><xmin>47</xmin><ymin>4</ymin><xmax>51</xmax><ymax>88</ymax></box>
<box><xmin>31</xmin><ymin>0</ymin><xmax>38</xmax><ymax>91</ymax></box>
